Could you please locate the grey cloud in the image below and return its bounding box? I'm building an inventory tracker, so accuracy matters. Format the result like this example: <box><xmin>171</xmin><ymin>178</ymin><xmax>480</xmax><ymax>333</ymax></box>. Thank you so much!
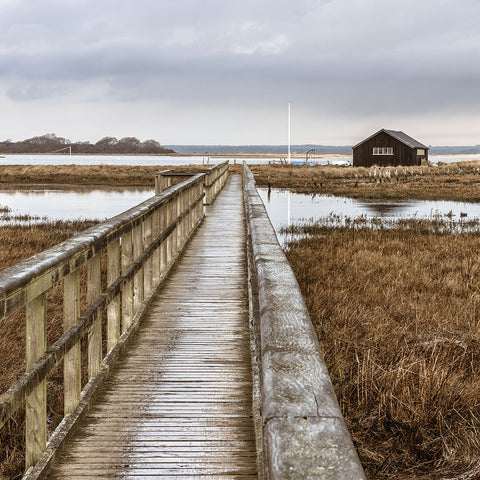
<box><xmin>0</xmin><ymin>0</ymin><xmax>479</xmax><ymax>143</ymax></box>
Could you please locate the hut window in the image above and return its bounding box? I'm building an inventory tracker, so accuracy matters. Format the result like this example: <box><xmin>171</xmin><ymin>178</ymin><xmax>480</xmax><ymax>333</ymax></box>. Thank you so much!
<box><xmin>417</xmin><ymin>148</ymin><xmax>425</xmax><ymax>156</ymax></box>
<box><xmin>373</xmin><ymin>147</ymin><xmax>393</xmax><ymax>155</ymax></box>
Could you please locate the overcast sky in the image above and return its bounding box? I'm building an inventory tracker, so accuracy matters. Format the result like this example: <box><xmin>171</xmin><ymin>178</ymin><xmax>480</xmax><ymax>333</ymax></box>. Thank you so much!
<box><xmin>0</xmin><ymin>0</ymin><xmax>479</xmax><ymax>145</ymax></box>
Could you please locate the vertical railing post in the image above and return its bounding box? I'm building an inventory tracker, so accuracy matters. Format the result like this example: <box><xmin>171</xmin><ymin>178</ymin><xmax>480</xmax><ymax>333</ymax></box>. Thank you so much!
<box><xmin>133</xmin><ymin>223</ymin><xmax>144</xmax><ymax>312</ymax></box>
<box><xmin>167</xmin><ymin>200</ymin><xmax>174</xmax><ymax>262</ymax></box>
<box><xmin>64</xmin><ymin>269</ymin><xmax>81</xmax><ymax>415</ymax></box>
<box><xmin>87</xmin><ymin>252</ymin><xmax>102</xmax><ymax>379</ymax></box>
<box><xmin>155</xmin><ymin>171</ymin><xmax>172</xmax><ymax>194</ymax></box>
<box><xmin>25</xmin><ymin>292</ymin><xmax>47</xmax><ymax>469</ymax></box>
<box><xmin>121</xmin><ymin>231</ymin><xmax>134</xmax><ymax>331</ymax></box>
<box><xmin>144</xmin><ymin>215</ymin><xmax>153</xmax><ymax>296</ymax></box>
<box><xmin>107</xmin><ymin>239</ymin><xmax>121</xmax><ymax>351</ymax></box>
<box><xmin>198</xmin><ymin>181</ymin><xmax>203</xmax><ymax>224</ymax></box>
<box><xmin>160</xmin><ymin>204</ymin><xmax>168</xmax><ymax>273</ymax></box>
<box><xmin>152</xmin><ymin>209</ymin><xmax>160</xmax><ymax>284</ymax></box>
<box><xmin>175</xmin><ymin>194</ymin><xmax>181</xmax><ymax>250</ymax></box>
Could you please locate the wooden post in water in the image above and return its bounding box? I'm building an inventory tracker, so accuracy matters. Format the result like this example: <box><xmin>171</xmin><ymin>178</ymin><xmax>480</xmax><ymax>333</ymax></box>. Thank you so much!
<box><xmin>87</xmin><ymin>253</ymin><xmax>102</xmax><ymax>378</ymax></box>
<box><xmin>107</xmin><ymin>240</ymin><xmax>121</xmax><ymax>351</ymax></box>
<box><xmin>64</xmin><ymin>269</ymin><xmax>81</xmax><ymax>415</ymax></box>
<box><xmin>25</xmin><ymin>293</ymin><xmax>47</xmax><ymax>468</ymax></box>
<box><xmin>121</xmin><ymin>231</ymin><xmax>134</xmax><ymax>331</ymax></box>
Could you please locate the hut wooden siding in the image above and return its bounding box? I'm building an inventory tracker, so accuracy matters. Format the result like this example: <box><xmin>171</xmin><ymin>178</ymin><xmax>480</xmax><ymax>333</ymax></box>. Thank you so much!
<box><xmin>353</xmin><ymin>129</ymin><xmax>428</xmax><ymax>167</ymax></box>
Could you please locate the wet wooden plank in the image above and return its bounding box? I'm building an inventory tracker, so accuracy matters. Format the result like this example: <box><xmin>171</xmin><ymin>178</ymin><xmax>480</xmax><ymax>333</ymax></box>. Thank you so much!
<box><xmin>46</xmin><ymin>175</ymin><xmax>257</xmax><ymax>479</ymax></box>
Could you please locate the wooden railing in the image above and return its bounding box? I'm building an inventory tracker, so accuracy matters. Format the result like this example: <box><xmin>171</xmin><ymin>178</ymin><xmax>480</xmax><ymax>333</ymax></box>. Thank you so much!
<box><xmin>242</xmin><ymin>163</ymin><xmax>366</xmax><ymax>479</ymax></box>
<box><xmin>155</xmin><ymin>161</ymin><xmax>230</xmax><ymax>205</ymax></box>
<box><xmin>0</xmin><ymin>163</ymin><xmax>229</xmax><ymax>478</ymax></box>
<box><xmin>204</xmin><ymin>161</ymin><xmax>230</xmax><ymax>204</ymax></box>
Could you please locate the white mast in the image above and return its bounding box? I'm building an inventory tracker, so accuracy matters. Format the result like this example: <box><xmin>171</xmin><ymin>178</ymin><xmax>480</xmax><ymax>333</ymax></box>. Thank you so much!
<box><xmin>288</xmin><ymin>102</ymin><xmax>291</xmax><ymax>164</ymax></box>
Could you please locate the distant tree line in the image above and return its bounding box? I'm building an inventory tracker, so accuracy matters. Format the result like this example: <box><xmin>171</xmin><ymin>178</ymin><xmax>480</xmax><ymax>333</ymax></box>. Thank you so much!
<box><xmin>0</xmin><ymin>133</ymin><xmax>175</xmax><ymax>155</ymax></box>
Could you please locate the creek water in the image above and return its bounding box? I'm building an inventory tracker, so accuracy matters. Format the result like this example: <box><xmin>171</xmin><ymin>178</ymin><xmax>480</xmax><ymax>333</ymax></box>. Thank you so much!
<box><xmin>257</xmin><ymin>187</ymin><xmax>480</xmax><ymax>240</ymax></box>
<box><xmin>0</xmin><ymin>186</ymin><xmax>153</xmax><ymax>222</ymax></box>
<box><xmin>2</xmin><ymin>182</ymin><xmax>480</xmax><ymax>236</ymax></box>
<box><xmin>0</xmin><ymin>153</ymin><xmax>478</xmax><ymax>166</ymax></box>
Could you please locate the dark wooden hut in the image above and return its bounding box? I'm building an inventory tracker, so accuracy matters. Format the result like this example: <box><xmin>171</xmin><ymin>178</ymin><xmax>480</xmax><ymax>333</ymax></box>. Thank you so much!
<box><xmin>353</xmin><ymin>129</ymin><xmax>428</xmax><ymax>167</ymax></box>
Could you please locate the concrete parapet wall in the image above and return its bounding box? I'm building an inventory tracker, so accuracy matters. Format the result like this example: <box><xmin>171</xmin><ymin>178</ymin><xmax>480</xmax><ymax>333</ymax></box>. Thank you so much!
<box><xmin>243</xmin><ymin>164</ymin><xmax>366</xmax><ymax>480</ymax></box>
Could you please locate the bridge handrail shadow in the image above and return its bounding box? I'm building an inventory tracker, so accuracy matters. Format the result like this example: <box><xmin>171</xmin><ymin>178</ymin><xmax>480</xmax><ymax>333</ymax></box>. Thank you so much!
<box><xmin>0</xmin><ymin>161</ymin><xmax>229</xmax><ymax>478</ymax></box>
<box><xmin>243</xmin><ymin>163</ymin><xmax>366</xmax><ymax>479</ymax></box>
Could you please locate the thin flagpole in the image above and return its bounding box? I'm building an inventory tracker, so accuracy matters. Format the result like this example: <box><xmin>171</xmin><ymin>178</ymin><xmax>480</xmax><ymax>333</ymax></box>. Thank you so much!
<box><xmin>288</xmin><ymin>103</ymin><xmax>291</xmax><ymax>163</ymax></box>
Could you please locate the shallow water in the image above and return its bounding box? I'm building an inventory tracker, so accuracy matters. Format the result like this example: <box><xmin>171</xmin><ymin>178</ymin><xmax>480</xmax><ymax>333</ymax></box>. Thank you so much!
<box><xmin>257</xmin><ymin>187</ymin><xmax>480</xmax><ymax>239</ymax></box>
<box><xmin>0</xmin><ymin>186</ymin><xmax>153</xmax><ymax>222</ymax></box>
<box><xmin>0</xmin><ymin>153</ymin><xmax>477</xmax><ymax>166</ymax></box>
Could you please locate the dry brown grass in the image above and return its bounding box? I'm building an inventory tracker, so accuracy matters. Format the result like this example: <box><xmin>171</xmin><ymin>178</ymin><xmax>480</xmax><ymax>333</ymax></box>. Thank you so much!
<box><xmin>0</xmin><ymin>164</ymin><xmax>210</xmax><ymax>187</ymax></box>
<box><xmin>0</xmin><ymin>219</ymin><xmax>98</xmax><ymax>479</ymax></box>
<box><xmin>284</xmin><ymin>219</ymin><xmax>480</xmax><ymax>479</ymax></box>
<box><xmin>251</xmin><ymin>161</ymin><xmax>480</xmax><ymax>201</ymax></box>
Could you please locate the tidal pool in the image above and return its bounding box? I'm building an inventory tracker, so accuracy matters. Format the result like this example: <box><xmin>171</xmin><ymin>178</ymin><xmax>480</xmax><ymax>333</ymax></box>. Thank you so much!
<box><xmin>0</xmin><ymin>186</ymin><xmax>153</xmax><ymax>222</ymax></box>
<box><xmin>257</xmin><ymin>187</ymin><xmax>480</xmax><ymax>240</ymax></box>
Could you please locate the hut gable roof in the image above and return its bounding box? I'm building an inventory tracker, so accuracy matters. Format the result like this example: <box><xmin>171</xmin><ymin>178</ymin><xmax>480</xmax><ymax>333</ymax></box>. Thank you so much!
<box><xmin>353</xmin><ymin>129</ymin><xmax>428</xmax><ymax>149</ymax></box>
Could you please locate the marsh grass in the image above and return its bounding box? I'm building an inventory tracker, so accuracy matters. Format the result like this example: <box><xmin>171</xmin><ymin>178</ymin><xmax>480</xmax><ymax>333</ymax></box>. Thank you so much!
<box><xmin>0</xmin><ymin>219</ymin><xmax>99</xmax><ymax>479</ymax></box>
<box><xmin>0</xmin><ymin>164</ymin><xmax>210</xmax><ymax>187</ymax></box>
<box><xmin>251</xmin><ymin>161</ymin><xmax>480</xmax><ymax>201</ymax></box>
<box><xmin>285</xmin><ymin>217</ymin><xmax>480</xmax><ymax>479</ymax></box>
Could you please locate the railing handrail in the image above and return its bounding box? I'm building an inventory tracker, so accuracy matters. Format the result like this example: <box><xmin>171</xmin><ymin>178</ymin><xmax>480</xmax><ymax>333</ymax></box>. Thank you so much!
<box><xmin>0</xmin><ymin>164</ymin><xmax>231</xmax><ymax>478</ymax></box>
<box><xmin>0</xmin><ymin>173</ymin><xmax>204</xmax><ymax>305</ymax></box>
<box><xmin>242</xmin><ymin>163</ymin><xmax>366</xmax><ymax>480</ymax></box>
<box><xmin>0</xmin><ymin>182</ymin><xmax>203</xmax><ymax>427</ymax></box>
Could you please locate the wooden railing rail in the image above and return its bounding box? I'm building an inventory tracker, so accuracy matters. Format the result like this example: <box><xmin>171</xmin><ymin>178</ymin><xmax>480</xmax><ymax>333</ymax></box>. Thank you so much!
<box><xmin>0</xmin><ymin>173</ymin><xmax>208</xmax><ymax>476</ymax></box>
<box><xmin>155</xmin><ymin>161</ymin><xmax>230</xmax><ymax>205</ymax></box>
<box><xmin>242</xmin><ymin>163</ymin><xmax>366</xmax><ymax>480</ymax></box>
<box><xmin>154</xmin><ymin>170</ymin><xmax>193</xmax><ymax>193</ymax></box>
<box><xmin>204</xmin><ymin>161</ymin><xmax>229</xmax><ymax>204</ymax></box>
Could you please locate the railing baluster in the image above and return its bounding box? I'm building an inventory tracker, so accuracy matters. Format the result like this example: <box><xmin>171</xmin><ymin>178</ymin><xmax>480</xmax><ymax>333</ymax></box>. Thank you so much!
<box><xmin>152</xmin><ymin>209</ymin><xmax>160</xmax><ymax>285</ymax></box>
<box><xmin>133</xmin><ymin>223</ymin><xmax>144</xmax><ymax>311</ymax></box>
<box><xmin>167</xmin><ymin>200</ymin><xmax>173</xmax><ymax>264</ymax></box>
<box><xmin>121</xmin><ymin>231</ymin><xmax>134</xmax><ymax>331</ymax></box>
<box><xmin>0</xmin><ymin>168</ymin><xmax>231</xmax><ymax>476</ymax></box>
<box><xmin>144</xmin><ymin>215</ymin><xmax>153</xmax><ymax>296</ymax></box>
<box><xmin>64</xmin><ymin>269</ymin><xmax>81</xmax><ymax>415</ymax></box>
<box><xmin>107</xmin><ymin>239</ymin><xmax>121</xmax><ymax>351</ymax></box>
<box><xmin>160</xmin><ymin>205</ymin><xmax>167</xmax><ymax>273</ymax></box>
<box><xmin>87</xmin><ymin>252</ymin><xmax>102</xmax><ymax>378</ymax></box>
<box><xmin>25</xmin><ymin>292</ymin><xmax>47</xmax><ymax>469</ymax></box>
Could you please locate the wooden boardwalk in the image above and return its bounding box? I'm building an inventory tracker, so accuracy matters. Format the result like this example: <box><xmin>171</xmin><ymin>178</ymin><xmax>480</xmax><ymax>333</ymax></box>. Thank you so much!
<box><xmin>46</xmin><ymin>175</ymin><xmax>257</xmax><ymax>479</ymax></box>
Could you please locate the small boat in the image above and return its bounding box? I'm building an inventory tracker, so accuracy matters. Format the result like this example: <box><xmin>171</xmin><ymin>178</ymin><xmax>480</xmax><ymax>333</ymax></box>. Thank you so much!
<box><xmin>291</xmin><ymin>160</ymin><xmax>314</xmax><ymax>166</ymax></box>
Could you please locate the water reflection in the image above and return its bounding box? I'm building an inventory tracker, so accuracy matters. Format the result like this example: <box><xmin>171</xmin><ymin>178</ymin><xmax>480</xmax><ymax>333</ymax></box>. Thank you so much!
<box><xmin>0</xmin><ymin>186</ymin><xmax>153</xmax><ymax>221</ymax></box>
<box><xmin>257</xmin><ymin>187</ymin><xmax>480</xmax><ymax>241</ymax></box>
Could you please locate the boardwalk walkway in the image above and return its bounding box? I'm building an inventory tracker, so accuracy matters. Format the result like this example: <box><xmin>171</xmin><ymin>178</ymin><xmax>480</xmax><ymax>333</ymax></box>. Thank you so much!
<box><xmin>47</xmin><ymin>175</ymin><xmax>257</xmax><ymax>479</ymax></box>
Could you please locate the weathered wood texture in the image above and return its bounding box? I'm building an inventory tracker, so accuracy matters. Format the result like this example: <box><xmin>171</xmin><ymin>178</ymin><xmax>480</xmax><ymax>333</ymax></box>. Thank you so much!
<box><xmin>243</xmin><ymin>164</ymin><xmax>366</xmax><ymax>480</ymax></box>
<box><xmin>353</xmin><ymin>130</ymin><xmax>428</xmax><ymax>167</ymax></box>
<box><xmin>154</xmin><ymin>162</ymin><xmax>229</xmax><ymax>205</ymax></box>
<box><xmin>204</xmin><ymin>162</ymin><xmax>229</xmax><ymax>204</ymax></box>
<box><xmin>45</xmin><ymin>174</ymin><xmax>257</xmax><ymax>479</ymax></box>
<box><xmin>0</xmin><ymin>165</ymin><xmax>235</xmax><ymax>474</ymax></box>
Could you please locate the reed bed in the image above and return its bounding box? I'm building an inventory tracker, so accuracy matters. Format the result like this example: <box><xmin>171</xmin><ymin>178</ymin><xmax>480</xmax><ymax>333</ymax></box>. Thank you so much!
<box><xmin>0</xmin><ymin>218</ymin><xmax>99</xmax><ymax>479</ymax></box>
<box><xmin>284</xmin><ymin>217</ymin><xmax>480</xmax><ymax>479</ymax></box>
<box><xmin>251</xmin><ymin>161</ymin><xmax>480</xmax><ymax>201</ymax></box>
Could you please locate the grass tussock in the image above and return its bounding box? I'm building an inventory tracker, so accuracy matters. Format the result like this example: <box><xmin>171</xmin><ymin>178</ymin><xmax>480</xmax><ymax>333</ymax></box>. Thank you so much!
<box><xmin>285</xmin><ymin>218</ymin><xmax>480</xmax><ymax>480</ymax></box>
<box><xmin>0</xmin><ymin>219</ymin><xmax>98</xmax><ymax>479</ymax></box>
<box><xmin>251</xmin><ymin>161</ymin><xmax>480</xmax><ymax>201</ymax></box>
